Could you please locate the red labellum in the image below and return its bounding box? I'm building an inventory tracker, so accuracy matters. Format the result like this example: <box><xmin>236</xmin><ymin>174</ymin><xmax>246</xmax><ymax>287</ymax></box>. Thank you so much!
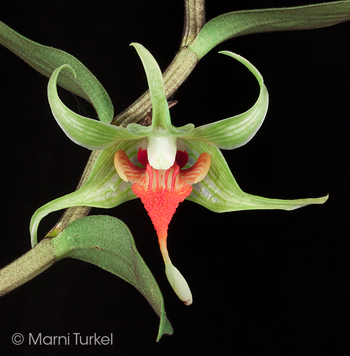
<box><xmin>131</xmin><ymin>163</ymin><xmax>193</xmax><ymax>246</ymax></box>
<box><xmin>114</xmin><ymin>149</ymin><xmax>210</xmax><ymax>267</ymax></box>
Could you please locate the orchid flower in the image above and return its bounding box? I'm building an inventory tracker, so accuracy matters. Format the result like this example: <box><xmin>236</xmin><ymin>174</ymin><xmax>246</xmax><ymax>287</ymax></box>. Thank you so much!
<box><xmin>30</xmin><ymin>42</ymin><xmax>327</xmax><ymax>305</ymax></box>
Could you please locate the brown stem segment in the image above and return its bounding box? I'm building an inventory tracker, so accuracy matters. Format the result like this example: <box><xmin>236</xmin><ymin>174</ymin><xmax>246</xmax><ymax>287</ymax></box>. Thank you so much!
<box><xmin>0</xmin><ymin>238</ymin><xmax>57</xmax><ymax>296</ymax></box>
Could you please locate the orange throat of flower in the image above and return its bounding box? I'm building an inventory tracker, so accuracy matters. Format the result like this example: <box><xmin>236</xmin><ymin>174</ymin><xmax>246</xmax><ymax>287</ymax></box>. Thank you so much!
<box><xmin>114</xmin><ymin>148</ymin><xmax>211</xmax><ymax>305</ymax></box>
<box><xmin>132</xmin><ymin>164</ymin><xmax>192</xmax><ymax>250</ymax></box>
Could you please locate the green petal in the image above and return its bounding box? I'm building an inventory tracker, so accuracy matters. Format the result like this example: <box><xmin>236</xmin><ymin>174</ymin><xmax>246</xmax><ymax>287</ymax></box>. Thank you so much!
<box><xmin>30</xmin><ymin>140</ymin><xmax>140</xmax><ymax>247</ymax></box>
<box><xmin>183</xmin><ymin>140</ymin><xmax>328</xmax><ymax>212</ymax></box>
<box><xmin>181</xmin><ymin>52</ymin><xmax>268</xmax><ymax>149</ymax></box>
<box><xmin>189</xmin><ymin>2</ymin><xmax>350</xmax><ymax>59</ymax></box>
<box><xmin>48</xmin><ymin>65</ymin><xmax>142</xmax><ymax>149</ymax></box>
<box><xmin>0</xmin><ymin>22</ymin><xmax>114</xmax><ymax>123</ymax></box>
<box><xmin>168</xmin><ymin>123</ymin><xmax>195</xmax><ymax>136</ymax></box>
<box><xmin>131</xmin><ymin>43</ymin><xmax>171</xmax><ymax>129</ymax></box>
<box><xmin>127</xmin><ymin>123</ymin><xmax>153</xmax><ymax>136</ymax></box>
<box><xmin>53</xmin><ymin>215</ymin><xmax>173</xmax><ymax>341</ymax></box>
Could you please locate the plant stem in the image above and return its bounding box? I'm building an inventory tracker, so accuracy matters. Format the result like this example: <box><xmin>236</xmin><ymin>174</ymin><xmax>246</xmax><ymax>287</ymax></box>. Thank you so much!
<box><xmin>181</xmin><ymin>0</ymin><xmax>206</xmax><ymax>47</ymax></box>
<box><xmin>0</xmin><ymin>238</ymin><xmax>56</xmax><ymax>296</ymax></box>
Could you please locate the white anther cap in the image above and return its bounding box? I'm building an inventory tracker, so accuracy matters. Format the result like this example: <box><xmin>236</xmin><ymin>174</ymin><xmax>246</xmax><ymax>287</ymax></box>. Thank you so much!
<box><xmin>147</xmin><ymin>134</ymin><xmax>177</xmax><ymax>170</ymax></box>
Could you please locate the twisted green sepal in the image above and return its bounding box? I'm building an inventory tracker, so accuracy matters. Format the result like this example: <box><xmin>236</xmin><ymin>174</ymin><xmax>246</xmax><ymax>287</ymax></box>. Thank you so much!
<box><xmin>178</xmin><ymin>50</ymin><xmax>328</xmax><ymax>211</ymax></box>
<box><xmin>52</xmin><ymin>215</ymin><xmax>173</xmax><ymax>341</ymax></box>
<box><xmin>180</xmin><ymin>51</ymin><xmax>268</xmax><ymax>149</ymax></box>
<box><xmin>184</xmin><ymin>140</ymin><xmax>328</xmax><ymax>211</ymax></box>
<box><xmin>189</xmin><ymin>1</ymin><xmax>350</xmax><ymax>59</ymax></box>
<box><xmin>0</xmin><ymin>22</ymin><xmax>113</xmax><ymax>123</ymax></box>
<box><xmin>48</xmin><ymin>65</ymin><xmax>143</xmax><ymax>149</ymax></box>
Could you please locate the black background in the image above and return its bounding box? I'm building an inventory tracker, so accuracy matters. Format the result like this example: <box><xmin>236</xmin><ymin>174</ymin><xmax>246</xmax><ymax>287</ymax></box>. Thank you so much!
<box><xmin>1</xmin><ymin>1</ymin><xmax>349</xmax><ymax>355</ymax></box>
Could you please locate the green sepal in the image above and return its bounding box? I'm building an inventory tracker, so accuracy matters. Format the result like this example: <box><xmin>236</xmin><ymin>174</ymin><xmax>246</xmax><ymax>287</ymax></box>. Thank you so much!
<box><xmin>131</xmin><ymin>43</ymin><xmax>171</xmax><ymax>129</ymax></box>
<box><xmin>0</xmin><ymin>22</ymin><xmax>114</xmax><ymax>123</ymax></box>
<box><xmin>181</xmin><ymin>51</ymin><xmax>268</xmax><ymax>149</ymax></box>
<box><xmin>183</xmin><ymin>140</ymin><xmax>328</xmax><ymax>212</ymax></box>
<box><xmin>52</xmin><ymin>215</ymin><xmax>173</xmax><ymax>341</ymax></box>
<box><xmin>189</xmin><ymin>1</ymin><xmax>350</xmax><ymax>59</ymax></box>
<box><xmin>48</xmin><ymin>65</ymin><xmax>142</xmax><ymax>150</ymax></box>
<box><xmin>30</xmin><ymin>140</ymin><xmax>141</xmax><ymax>247</ymax></box>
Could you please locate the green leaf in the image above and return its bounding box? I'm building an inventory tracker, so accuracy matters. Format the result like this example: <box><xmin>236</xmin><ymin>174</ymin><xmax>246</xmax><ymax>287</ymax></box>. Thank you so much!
<box><xmin>0</xmin><ymin>21</ymin><xmax>114</xmax><ymax>123</ymax></box>
<box><xmin>48</xmin><ymin>65</ymin><xmax>141</xmax><ymax>149</ymax></box>
<box><xmin>189</xmin><ymin>1</ymin><xmax>350</xmax><ymax>58</ymax></box>
<box><xmin>184</xmin><ymin>140</ymin><xmax>328</xmax><ymax>212</ymax></box>
<box><xmin>181</xmin><ymin>51</ymin><xmax>268</xmax><ymax>149</ymax></box>
<box><xmin>52</xmin><ymin>215</ymin><xmax>173</xmax><ymax>341</ymax></box>
<box><xmin>30</xmin><ymin>140</ymin><xmax>140</xmax><ymax>247</ymax></box>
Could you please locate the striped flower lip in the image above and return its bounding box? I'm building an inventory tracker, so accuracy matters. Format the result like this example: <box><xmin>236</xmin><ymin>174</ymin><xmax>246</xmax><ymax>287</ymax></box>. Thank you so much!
<box><xmin>30</xmin><ymin>42</ymin><xmax>328</xmax><ymax>304</ymax></box>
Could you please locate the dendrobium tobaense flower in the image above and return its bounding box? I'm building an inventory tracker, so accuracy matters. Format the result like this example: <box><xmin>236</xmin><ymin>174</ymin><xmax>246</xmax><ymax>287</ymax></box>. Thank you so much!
<box><xmin>30</xmin><ymin>43</ymin><xmax>327</xmax><ymax>305</ymax></box>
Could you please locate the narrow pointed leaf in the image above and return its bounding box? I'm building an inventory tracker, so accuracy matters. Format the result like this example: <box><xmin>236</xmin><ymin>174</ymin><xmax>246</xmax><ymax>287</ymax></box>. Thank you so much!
<box><xmin>52</xmin><ymin>215</ymin><xmax>173</xmax><ymax>341</ymax></box>
<box><xmin>131</xmin><ymin>43</ymin><xmax>171</xmax><ymax>128</ymax></box>
<box><xmin>190</xmin><ymin>1</ymin><xmax>350</xmax><ymax>58</ymax></box>
<box><xmin>184</xmin><ymin>140</ymin><xmax>328</xmax><ymax>211</ymax></box>
<box><xmin>48</xmin><ymin>65</ymin><xmax>141</xmax><ymax>149</ymax></box>
<box><xmin>182</xmin><ymin>51</ymin><xmax>268</xmax><ymax>149</ymax></box>
<box><xmin>0</xmin><ymin>22</ymin><xmax>114</xmax><ymax>123</ymax></box>
<box><xmin>30</xmin><ymin>141</ymin><xmax>140</xmax><ymax>247</ymax></box>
